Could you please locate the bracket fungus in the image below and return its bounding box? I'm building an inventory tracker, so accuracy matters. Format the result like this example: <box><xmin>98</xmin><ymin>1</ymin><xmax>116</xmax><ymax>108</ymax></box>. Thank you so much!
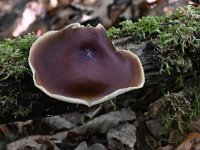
<box><xmin>29</xmin><ymin>23</ymin><xmax>145</xmax><ymax>107</ymax></box>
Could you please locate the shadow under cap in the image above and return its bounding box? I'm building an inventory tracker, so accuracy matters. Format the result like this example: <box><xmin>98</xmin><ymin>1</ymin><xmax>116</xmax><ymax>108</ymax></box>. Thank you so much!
<box><xmin>29</xmin><ymin>23</ymin><xmax>145</xmax><ymax>107</ymax></box>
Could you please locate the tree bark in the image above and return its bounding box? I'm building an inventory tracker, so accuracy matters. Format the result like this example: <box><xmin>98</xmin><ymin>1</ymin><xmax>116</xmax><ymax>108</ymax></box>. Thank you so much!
<box><xmin>0</xmin><ymin>37</ymin><xmax>197</xmax><ymax>124</ymax></box>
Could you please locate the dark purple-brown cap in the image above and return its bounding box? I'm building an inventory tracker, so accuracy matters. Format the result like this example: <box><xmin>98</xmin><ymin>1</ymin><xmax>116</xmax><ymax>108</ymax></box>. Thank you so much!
<box><xmin>29</xmin><ymin>23</ymin><xmax>145</xmax><ymax>107</ymax></box>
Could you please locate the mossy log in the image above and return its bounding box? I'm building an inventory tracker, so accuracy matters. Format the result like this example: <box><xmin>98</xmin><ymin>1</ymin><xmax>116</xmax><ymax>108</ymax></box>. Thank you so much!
<box><xmin>0</xmin><ymin>6</ymin><xmax>199</xmax><ymax>124</ymax></box>
<box><xmin>0</xmin><ymin>38</ymin><xmax>197</xmax><ymax>124</ymax></box>
<box><xmin>0</xmin><ymin>40</ymin><xmax>159</xmax><ymax>124</ymax></box>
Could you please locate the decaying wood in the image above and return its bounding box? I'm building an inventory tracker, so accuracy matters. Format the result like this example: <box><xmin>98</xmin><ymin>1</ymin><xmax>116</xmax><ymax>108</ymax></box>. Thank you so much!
<box><xmin>0</xmin><ymin>37</ymin><xmax>196</xmax><ymax>124</ymax></box>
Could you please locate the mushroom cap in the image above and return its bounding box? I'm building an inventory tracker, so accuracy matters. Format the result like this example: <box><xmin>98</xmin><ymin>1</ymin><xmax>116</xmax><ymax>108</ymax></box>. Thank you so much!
<box><xmin>29</xmin><ymin>23</ymin><xmax>145</xmax><ymax>107</ymax></box>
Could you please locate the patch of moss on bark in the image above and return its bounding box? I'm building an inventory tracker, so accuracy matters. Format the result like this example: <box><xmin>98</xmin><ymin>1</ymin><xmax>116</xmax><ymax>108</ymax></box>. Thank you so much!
<box><xmin>107</xmin><ymin>5</ymin><xmax>200</xmax><ymax>77</ymax></box>
<box><xmin>145</xmin><ymin>77</ymin><xmax>200</xmax><ymax>134</ymax></box>
<box><xmin>0</xmin><ymin>94</ymin><xmax>32</xmax><ymax>118</ymax></box>
<box><xmin>0</xmin><ymin>33</ymin><xmax>36</xmax><ymax>81</ymax></box>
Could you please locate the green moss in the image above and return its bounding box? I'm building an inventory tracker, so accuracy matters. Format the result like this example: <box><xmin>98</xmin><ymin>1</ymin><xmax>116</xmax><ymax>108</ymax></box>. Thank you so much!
<box><xmin>0</xmin><ymin>33</ymin><xmax>37</xmax><ymax>81</ymax></box>
<box><xmin>13</xmin><ymin>105</ymin><xmax>32</xmax><ymax>118</ymax></box>
<box><xmin>107</xmin><ymin>14</ymin><xmax>162</xmax><ymax>40</ymax></box>
<box><xmin>0</xmin><ymin>95</ymin><xmax>16</xmax><ymax>116</ymax></box>
<box><xmin>120</xmin><ymin>16</ymin><xmax>161</xmax><ymax>39</ymax></box>
<box><xmin>0</xmin><ymin>96</ymin><xmax>11</xmax><ymax>106</ymax></box>
<box><xmin>135</xmin><ymin>6</ymin><xmax>200</xmax><ymax>134</ymax></box>
<box><xmin>107</xmin><ymin>5</ymin><xmax>200</xmax><ymax>76</ymax></box>
<box><xmin>0</xmin><ymin>94</ymin><xmax>32</xmax><ymax>118</ymax></box>
<box><xmin>146</xmin><ymin>78</ymin><xmax>200</xmax><ymax>134</ymax></box>
<box><xmin>107</xmin><ymin>27</ymin><xmax>122</xmax><ymax>39</ymax></box>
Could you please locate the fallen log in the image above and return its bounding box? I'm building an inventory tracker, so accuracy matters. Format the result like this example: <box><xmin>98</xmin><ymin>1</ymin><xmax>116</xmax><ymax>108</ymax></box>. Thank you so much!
<box><xmin>0</xmin><ymin>40</ymin><xmax>158</xmax><ymax>123</ymax></box>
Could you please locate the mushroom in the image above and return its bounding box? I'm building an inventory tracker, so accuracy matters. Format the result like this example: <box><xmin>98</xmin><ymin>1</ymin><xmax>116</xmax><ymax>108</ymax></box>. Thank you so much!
<box><xmin>29</xmin><ymin>23</ymin><xmax>145</xmax><ymax>107</ymax></box>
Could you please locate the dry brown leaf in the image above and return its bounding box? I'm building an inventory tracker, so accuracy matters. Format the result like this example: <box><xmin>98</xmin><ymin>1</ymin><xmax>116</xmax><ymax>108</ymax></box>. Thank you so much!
<box><xmin>107</xmin><ymin>122</ymin><xmax>136</xmax><ymax>149</ymax></box>
<box><xmin>14</xmin><ymin>120</ymin><xmax>33</xmax><ymax>134</ymax></box>
<box><xmin>12</xmin><ymin>1</ymin><xmax>44</xmax><ymax>37</ymax></box>
<box><xmin>69</xmin><ymin>108</ymin><xmax>136</xmax><ymax>135</ymax></box>
<box><xmin>7</xmin><ymin>135</ymin><xmax>44</xmax><ymax>150</ymax></box>
<box><xmin>7</xmin><ymin>131</ymin><xmax>68</xmax><ymax>150</ymax></box>
<box><xmin>0</xmin><ymin>124</ymin><xmax>19</xmax><ymax>141</ymax></box>
<box><xmin>88</xmin><ymin>143</ymin><xmax>107</xmax><ymax>150</ymax></box>
<box><xmin>35</xmin><ymin>137</ymin><xmax>60</xmax><ymax>150</ymax></box>
<box><xmin>42</xmin><ymin>116</ymin><xmax>76</xmax><ymax>131</ymax></box>
<box><xmin>192</xmin><ymin>114</ymin><xmax>200</xmax><ymax>132</ymax></box>
<box><xmin>75</xmin><ymin>141</ymin><xmax>88</xmax><ymax>150</ymax></box>
<box><xmin>175</xmin><ymin>132</ymin><xmax>200</xmax><ymax>150</ymax></box>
